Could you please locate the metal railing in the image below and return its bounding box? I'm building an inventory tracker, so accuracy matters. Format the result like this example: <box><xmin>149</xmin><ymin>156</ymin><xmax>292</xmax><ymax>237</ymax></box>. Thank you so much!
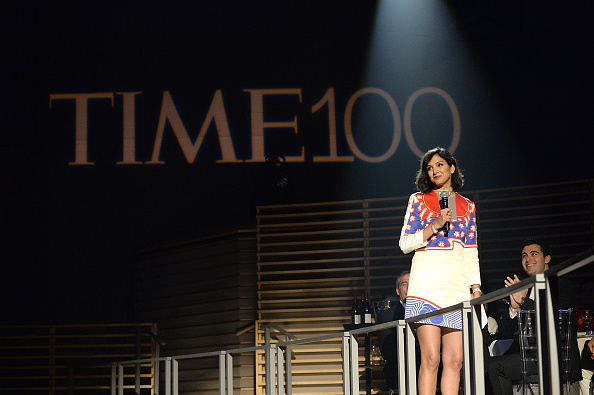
<box><xmin>111</xmin><ymin>247</ymin><xmax>593</xmax><ymax>395</ymax></box>
<box><xmin>109</xmin><ymin>328</ymin><xmax>165</xmax><ymax>395</ymax></box>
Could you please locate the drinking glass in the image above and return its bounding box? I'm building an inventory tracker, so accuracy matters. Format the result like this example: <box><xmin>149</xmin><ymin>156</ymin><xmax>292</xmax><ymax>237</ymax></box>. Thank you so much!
<box><xmin>371</xmin><ymin>345</ymin><xmax>385</xmax><ymax>365</ymax></box>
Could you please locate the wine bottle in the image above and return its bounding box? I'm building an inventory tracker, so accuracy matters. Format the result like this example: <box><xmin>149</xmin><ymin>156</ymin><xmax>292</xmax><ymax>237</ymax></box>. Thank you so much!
<box><xmin>362</xmin><ymin>293</ymin><xmax>372</xmax><ymax>324</ymax></box>
<box><xmin>352</xmin><ymin>295</ymin><xmax>361</xmax><ymax>325</ymax></box>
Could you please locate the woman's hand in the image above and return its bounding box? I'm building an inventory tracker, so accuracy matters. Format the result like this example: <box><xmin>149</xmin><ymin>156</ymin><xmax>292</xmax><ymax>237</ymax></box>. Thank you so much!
<box><xmin>435</xmin><ymin>208</ymin><xmax>452</xmax><ymax>228</ymax></box>
<box><xmin>470</xmin><ymin>284</ymin><xmax>482</xmax><ymax>299</ymax></box>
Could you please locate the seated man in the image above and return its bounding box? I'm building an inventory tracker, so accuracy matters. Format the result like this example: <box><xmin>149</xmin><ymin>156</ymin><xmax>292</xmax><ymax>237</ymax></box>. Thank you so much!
<box><xmin>486</xmin><ymin>239</ymin><xmax>581</xmax><ymax>394</ymax></box>
<box><xmin>376</xmin><ymin>270</ymin><xmax>409</xmax><ymax>394</ymax></box>
<box><xmin>580</xmin><ymin>336</ymin><xmax>594</xmax><ymax>395</ymax></box>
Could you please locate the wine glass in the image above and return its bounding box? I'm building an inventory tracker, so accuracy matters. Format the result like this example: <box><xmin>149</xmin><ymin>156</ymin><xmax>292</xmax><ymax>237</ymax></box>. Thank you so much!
<box><xmin>583</xmin><ymin>310</ymin><xmax>592</xmax><ymax>335</ymax></box>
<box><xmin>371</xmin><ymin>345</ymin><xmax>385</xmax><ymax>365</ymax></box>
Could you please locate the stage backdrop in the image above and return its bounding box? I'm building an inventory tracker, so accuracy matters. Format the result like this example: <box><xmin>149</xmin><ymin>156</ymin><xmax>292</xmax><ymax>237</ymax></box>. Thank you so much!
<box><xmin>2</xmin><ymin>1</ymin><xmax>592</xmax><ymax>324</ymax></box>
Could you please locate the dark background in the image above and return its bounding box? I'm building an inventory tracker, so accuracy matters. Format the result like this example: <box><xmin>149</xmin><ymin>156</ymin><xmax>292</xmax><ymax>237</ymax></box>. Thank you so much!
<box><xmin>2</xmin><ymin>1</ymin><xmax>592</xmax><ymax>325</ymax></box>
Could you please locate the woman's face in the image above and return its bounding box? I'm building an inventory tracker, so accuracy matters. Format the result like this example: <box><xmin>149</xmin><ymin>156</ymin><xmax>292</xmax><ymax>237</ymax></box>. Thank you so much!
<box><xmin>426</xmin><ymin>154</ymin><xmax>455</xmax><ymax>189</ymax></box>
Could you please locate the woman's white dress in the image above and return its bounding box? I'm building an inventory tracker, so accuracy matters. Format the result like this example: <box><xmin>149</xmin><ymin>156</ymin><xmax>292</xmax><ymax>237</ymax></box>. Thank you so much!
<box><xmin>399</xmin><ymin>191</ymin><xmax>481</xmax><ymax>329</ymax></box>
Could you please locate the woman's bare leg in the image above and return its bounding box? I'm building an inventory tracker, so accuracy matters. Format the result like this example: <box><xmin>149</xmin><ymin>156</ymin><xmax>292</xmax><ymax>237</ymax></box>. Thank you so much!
<box><xmin>416</xmin><ymin>324</ymin><xmax>442</xmax><ymax>395</ymax></box>
<box><xmin>440</xmin><ymin>327</ymin><xmax>463</xmax><ymax>395</ymax></box>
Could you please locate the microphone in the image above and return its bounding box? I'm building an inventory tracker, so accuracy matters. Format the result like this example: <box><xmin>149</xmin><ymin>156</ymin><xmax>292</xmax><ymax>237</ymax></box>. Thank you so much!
<box><xmin>439</xmin><ymin>191</ymin><xmax>450</xmax><ymax>236</ymax></box>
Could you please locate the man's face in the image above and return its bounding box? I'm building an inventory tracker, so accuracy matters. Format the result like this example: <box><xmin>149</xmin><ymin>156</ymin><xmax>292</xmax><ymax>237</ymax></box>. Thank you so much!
<box><xmin>396</xmin><ymin>273</ymin><xmax>409</xmax><ymax>303</ymax></box>
<box><xmin>521</xmin><ymin>244</ymin><xmax>551</xmax><ymax>276</ymax></box>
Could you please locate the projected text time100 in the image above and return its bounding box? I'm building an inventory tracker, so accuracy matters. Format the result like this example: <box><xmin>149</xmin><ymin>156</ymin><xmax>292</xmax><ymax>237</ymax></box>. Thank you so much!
<box><xmin>49</xmin><ymin>87</ymin><xmax>461</xmax><ymax>165</ymax></box>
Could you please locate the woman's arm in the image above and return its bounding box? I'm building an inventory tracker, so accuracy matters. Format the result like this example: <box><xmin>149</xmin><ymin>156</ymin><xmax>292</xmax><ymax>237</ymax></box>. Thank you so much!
<box><xmin>399</xmin><ymin>194</ymin><xmax>450</xmax><ymax>254</ymax></box>
<box><xmin>399</xmin><ymin>194</ymin><xmax>426</xmax><ymax>254</ymax></box>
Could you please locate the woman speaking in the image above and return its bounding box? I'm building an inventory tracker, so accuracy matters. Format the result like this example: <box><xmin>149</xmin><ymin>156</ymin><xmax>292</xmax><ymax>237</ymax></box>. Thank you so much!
<box><xmin>399</xmin><ymin>147</ymin><xmax>482</xmax><ymax>395</ymax></box>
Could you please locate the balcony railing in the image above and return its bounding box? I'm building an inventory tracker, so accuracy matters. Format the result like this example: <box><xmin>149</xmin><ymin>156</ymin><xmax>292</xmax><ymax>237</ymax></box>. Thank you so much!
<box><xmin>109</xmin><ymin>248</ymin><xmax>593</xmax><ymax>395</ymax></box>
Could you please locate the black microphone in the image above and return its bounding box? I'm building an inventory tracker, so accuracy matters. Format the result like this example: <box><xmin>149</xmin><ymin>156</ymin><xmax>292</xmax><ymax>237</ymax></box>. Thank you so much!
<box><xmin>439</xmin><ymin>191</ymin><xmax>450</xmax><ymax>236</ymax></box>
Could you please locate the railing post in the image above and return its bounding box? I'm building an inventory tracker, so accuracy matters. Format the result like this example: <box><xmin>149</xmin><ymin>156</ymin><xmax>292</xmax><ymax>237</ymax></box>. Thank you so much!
<box><xmin>349</xmin><ymin>334</ymin><xmax>359</xmax><ymax>395</ymax></box>
<box><xmin>535</xmin><ymin>273</ymin><xmax>559</xmax><ymax>394</ymax></box>
<box><xmin>136</xmin><ymin>328</ymin><xmax>141</xmax><ymax>395</ymax></box>
<box><xmin>461</xmin><ymin>302</ymin><xmax>472</xmax><ymax>395</ymax></box>
<box><xmin>405</xmin><ymin>321</ymin><xmax>417</xmax><ymax>395</ymax></box>
<box><xmin>396</xmin><ymin>320</ymin><xmax>406</xmax><ymax>395</ymax></box>
<box><xmin>226</xmin><ymin>352</ymin><xmax>233</xmax><ymax>395</ymax></box>
<box><xmin>277</xmin><ymin>346</ymin><xmax>285</xmax><ymax>395</ymax></box>
<box><xmin>165</xmin><ymin>357</ymin><xmax>171</xmax><ymax>395</ymax></box>
<box><xmin>172</xmin><ymin>359</ymin><xmax>178</xmax><ymax>395</ymax></box>
<box><xmin>470</xmin><ymin>302</ymin><xmax>485</xmax><ymax>394</ymax></box>
<box><xmin>342</xmin><ymin>332</ymin><xmax>351</xmax><ymax>395</ymax></box>
<box><xmin>265</xmin><ymin>344</ymin><xmax>276</xmax><ymax>395</ymax></box>
<box><xmin>219</xmin><ymin>352</ymin><xmax>226</xmax><ymax>395</ymax></box>
<box><xmin>111</xmin><ymin>362</ymin><xmax>117</xmax><ymax>395</ymax></box>
<box><xmin>285</xmin><ymin>344</ymin><xmax>292</xmax><ymax>395</ymax></box>
<box><xmin>154</xmin><ymin>343</ymin><xmax>160</xmax><ymax>395</ymax></box>
<box><xmin>118</xmin><ymin>364</ymin><xmax>124</xmax><ymax>395</ymax></box>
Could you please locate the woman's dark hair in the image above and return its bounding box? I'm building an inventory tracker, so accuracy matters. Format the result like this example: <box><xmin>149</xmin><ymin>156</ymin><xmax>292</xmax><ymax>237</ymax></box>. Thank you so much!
<box><xmin>415</xmin><ymin>147</ymin><xmax>464</xmax><ymax>194</ymax></box>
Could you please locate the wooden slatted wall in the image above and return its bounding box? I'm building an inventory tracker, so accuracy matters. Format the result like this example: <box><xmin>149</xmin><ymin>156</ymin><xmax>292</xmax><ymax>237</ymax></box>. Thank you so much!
<box><xmin>255</xmin><ymin>197</ymin><xmax>411</xmax><ymax>395</ymax></box>
<box><xmin>132</xmin><ymin>230</ymin><xmax>258</xmax><ymax>395</ymax></box>
<box><xmin>465</xmin><ymin>180</ymin><xmax>594</xmax><ymax>291</ymax></box>
<box><xmin>0</xmin><ymin>323</ymin><xmax>156</xmax><ymax>393</ymax></box>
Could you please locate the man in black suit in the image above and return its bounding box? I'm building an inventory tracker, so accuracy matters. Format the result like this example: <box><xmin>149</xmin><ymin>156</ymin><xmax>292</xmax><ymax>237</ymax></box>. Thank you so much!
<box><xmin>487</xmin><ymin>239</ymin><xmax>581</xmax><ymax>394</ymax></box>
<box><xmin>376</xmin><ymin>270</ymin><xmax>408</xmax><ymax>394</ymax></box>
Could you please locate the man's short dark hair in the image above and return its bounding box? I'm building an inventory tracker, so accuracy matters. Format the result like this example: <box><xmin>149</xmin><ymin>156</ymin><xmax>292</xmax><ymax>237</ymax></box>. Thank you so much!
<box><xmin>522</xmin><ymin>239</ymin><xmax>552</xmax><ymax>264</ymax></box>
